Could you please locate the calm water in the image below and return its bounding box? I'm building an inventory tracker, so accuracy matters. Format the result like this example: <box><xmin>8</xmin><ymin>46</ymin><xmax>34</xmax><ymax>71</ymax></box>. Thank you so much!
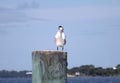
<box><xmin>0</xmin><ymin>77</ymin><xmax>120</xmax><ymax>83</ymax></box>
<box><xmin>68</xmin><ymin>77</ymin><xmax>120</xmax><ymax>83</ymax></box>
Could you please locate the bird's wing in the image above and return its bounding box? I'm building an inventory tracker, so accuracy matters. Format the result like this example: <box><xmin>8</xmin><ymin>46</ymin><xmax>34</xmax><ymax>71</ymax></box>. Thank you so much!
<box><xmin>64</xmin><ymin>39</ymin><xmax>66</xmax><ymax>45</ymax></box>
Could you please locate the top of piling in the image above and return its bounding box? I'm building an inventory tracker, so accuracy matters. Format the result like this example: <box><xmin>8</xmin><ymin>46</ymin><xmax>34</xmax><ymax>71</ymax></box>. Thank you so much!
<box><xmin>32</xmin><ymin>50</ymin><xmax>67</xmax><ymax>55</ymax></box>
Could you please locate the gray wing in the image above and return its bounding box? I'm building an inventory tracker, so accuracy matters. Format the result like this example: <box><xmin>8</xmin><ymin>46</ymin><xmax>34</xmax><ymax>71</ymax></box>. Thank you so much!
<box><xmin>64</xmin><ymin>39</ymin><xmax>66</xmax><ymax>45</ymax></box>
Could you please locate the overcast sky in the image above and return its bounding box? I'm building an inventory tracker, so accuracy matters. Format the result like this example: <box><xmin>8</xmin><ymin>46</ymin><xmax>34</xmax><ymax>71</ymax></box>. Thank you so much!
<box><xmin>0</xmin><ymin>0</ymin><xmax>120</xmax><ymax>70</ymax></box>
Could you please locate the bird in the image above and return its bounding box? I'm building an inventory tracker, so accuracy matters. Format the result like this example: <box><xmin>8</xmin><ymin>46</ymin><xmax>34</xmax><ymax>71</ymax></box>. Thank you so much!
<box><xmin>55</xmin><ymin>26</ymin><xmax>66</xmax><ymax>51</ymax></box>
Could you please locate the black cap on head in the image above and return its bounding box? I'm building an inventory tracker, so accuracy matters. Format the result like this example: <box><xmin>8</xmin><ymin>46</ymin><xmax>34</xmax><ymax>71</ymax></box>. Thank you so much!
<box><xmin>58</xmin><ymin>25</ymin><xmax>63</xmax><ymax>30</ymax></box>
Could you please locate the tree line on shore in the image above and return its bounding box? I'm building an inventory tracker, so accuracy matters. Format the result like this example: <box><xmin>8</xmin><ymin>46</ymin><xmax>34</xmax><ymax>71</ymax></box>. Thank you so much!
<box><xmin>67</xmin><ymin>64</ymin><xmax>120</xmax><ymax>76</ymax></box>
<box><xmin>0</xmin><ymin>70</ymin><xmax>31</xmax><ymax>78</ymax></box>
<box><xmin>0</xmin><ymin>64</ymin><xmax>120</xmax><ymax>77</ymax></box>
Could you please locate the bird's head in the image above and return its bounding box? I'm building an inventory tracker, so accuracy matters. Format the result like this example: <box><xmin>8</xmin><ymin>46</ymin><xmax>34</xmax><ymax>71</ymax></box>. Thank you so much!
<box><xmin>58</xmin><ymin>26</ymin><xmax>64</xmax><ymax>32</ymax></box>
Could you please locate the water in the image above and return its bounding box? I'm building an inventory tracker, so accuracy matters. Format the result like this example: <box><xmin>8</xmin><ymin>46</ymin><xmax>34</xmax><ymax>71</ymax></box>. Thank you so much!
<box><xmin>0</xmin><ymin>78</ymin><xmax>32</xmax><ymax>83</ymax></box>
<box><xmin>68</xmin><ymin>77</ymin><xmax>120</xmax><ymax>83</ymax></box>
<box><xmin>0</xmin><ymin>77</ymin><xmax>120</xmax><ymax>83</ymax></box>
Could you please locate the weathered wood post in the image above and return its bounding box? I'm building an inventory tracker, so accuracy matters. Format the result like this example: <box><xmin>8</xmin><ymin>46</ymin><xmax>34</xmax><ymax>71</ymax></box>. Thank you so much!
<box><xmin>32</xmin><ymin>50</ymin><xmax>67</xmax><ymax>83</ymax></box>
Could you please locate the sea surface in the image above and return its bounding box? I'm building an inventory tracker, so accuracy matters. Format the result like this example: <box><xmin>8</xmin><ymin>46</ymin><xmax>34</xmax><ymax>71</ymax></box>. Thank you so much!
<box><xmin>0</xmin><ymin>77</ymin><xmax>120</xmax><ymax>83</ymax></box>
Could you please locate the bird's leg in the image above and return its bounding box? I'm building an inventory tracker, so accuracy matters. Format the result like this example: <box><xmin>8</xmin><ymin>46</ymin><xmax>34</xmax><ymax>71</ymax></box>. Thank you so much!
<box><xmin>57</xmin><ymin>47</ymin><xmax>58</xmax><ymax>50</ymax></box>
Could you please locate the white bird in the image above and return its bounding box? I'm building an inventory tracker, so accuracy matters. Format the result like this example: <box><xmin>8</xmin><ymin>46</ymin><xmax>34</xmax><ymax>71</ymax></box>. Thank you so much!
<box><xmin>55</xmin><ymin>26</ymin><xmax>66</xmax><ymax>50</ymax></box>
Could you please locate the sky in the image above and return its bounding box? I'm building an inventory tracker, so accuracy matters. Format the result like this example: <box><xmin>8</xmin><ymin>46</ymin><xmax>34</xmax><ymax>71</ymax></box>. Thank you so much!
<box><xmin>0</xmin><ymin>0</ymin><xmax>120</xmax><ymax>71</ymax></box>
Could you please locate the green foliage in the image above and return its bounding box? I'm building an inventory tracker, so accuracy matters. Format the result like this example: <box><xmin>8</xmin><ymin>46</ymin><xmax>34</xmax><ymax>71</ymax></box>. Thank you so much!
<box><xmin>0</xmin><ymin>70</ymin><xmax>31</xmax><ymax>78</ymax></box>
<box><xmin>116</xmin><ymin>64</ymin><xmax>120</xmax><ymax>69</ymax></box>
<box><xmin>67</xmin><ymin>64</ymin><xmax>120</xmax><ymax>76</ymax></box>
<box><xmin>79</xmin><ymin>65</ymin><xmax>95</xmax><ymax>76</ymax></box>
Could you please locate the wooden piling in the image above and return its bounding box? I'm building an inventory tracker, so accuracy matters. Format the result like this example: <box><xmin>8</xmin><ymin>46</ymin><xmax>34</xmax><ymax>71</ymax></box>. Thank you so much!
<box><xmin>32</xmin><ymin>50</ymin><xmax>67</xmax><ymax>83</ymax></box>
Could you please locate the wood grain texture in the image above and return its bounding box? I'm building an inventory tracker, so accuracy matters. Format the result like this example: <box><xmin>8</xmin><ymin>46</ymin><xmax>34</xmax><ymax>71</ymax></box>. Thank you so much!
<box><xmin>32</xmin><ymin>51</ymin><xmax>67</xmax><ymax>83</ymax></box>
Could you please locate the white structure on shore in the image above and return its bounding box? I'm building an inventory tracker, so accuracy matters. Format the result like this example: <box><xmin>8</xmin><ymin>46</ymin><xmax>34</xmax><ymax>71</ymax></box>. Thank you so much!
<box><xmin>75</xmin><ymin>72</ymin><xmax>80</xmax><ymax>76</ymax></box>
<box><xmin>26</xmin><ymin>71</ymin><xmax>32</xmax><ymax>75</ymax></box>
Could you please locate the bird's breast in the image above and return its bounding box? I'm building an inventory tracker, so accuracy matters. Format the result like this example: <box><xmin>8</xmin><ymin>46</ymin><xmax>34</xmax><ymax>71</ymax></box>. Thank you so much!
<box><xmin>55</xmin><ymin>38</ymin><xmax>65</xmax><ymax>47</ymax></box>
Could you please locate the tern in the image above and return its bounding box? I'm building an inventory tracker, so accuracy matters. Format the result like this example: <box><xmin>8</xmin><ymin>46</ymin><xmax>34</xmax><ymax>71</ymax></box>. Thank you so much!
<box><xmin>55</xmin><ymin>26</ymin><xmax>66</xmax><ymax>50</ymax></box>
